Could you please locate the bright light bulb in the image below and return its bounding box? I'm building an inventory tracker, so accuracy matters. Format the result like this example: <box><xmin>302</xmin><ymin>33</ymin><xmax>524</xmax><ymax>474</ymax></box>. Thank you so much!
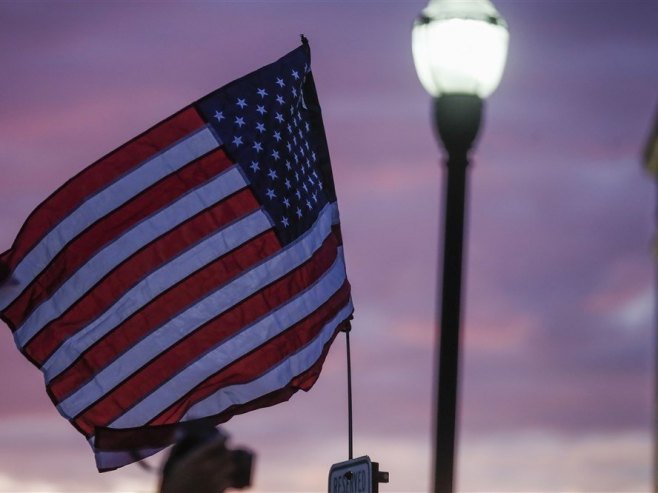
<box><xmin>412</xmin><ymin>0</ymin><xmax>509</xmax><ymax>98</ymax></box>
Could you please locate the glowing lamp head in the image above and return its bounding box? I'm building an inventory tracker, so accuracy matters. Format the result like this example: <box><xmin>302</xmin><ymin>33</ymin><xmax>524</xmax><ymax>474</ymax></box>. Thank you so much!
<box><xmin>412</xmin><ymin>0</ymin><xmax>509</xmax><ymax>98</ymax></box>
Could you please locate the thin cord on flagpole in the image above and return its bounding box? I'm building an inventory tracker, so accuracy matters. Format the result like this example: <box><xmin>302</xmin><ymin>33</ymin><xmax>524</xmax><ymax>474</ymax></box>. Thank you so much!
<box><xmin>345</xmin><ymin>328</ymin><xmax>354</xmax><ymax>460</ymax></box>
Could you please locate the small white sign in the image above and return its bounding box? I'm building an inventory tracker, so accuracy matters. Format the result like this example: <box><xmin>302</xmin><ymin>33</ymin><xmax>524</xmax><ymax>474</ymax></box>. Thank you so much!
<box><xmin>328</xmin><ymin>456</ymin><xmax>372</xmax><ymax>493</ymax></box>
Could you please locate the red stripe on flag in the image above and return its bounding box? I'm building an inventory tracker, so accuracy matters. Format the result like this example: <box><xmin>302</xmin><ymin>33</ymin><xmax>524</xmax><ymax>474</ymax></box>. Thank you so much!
<box><xmin>149</xmin><ymin>281</ymin><xmax>351</xmax><ymax>427</ymax></box>
<box><xmin>48</xmin><ymin>230</ymin><xmax>280</xmax><ymax>404</ymax></box>
<box><xmin>26</xmin><ymin>188</ymin><xmax>259</xmax><ymax>366</ymax></box>
<box><xmin>5</xmin><ymin>149</ymin><xmax>233</xmax><ymax>330</ymax></box>
<box><xmin>72</xmin><ymin>234</ymin><xmax>340</xmax><ymax>435</ymax></box>
<box><xmin>94</xmin><ymin>321</ymin><xmax>349</xmax><ymax>456</ymax></box>
<box><xmin>94</xmin><ymin>318</ymin><xmax>346</xmax><ymax>453</ymax></box>
<box><xmin>1</xmin><ymin>107</ymin><xmax>204</xmax><ymax>270</ymax></box>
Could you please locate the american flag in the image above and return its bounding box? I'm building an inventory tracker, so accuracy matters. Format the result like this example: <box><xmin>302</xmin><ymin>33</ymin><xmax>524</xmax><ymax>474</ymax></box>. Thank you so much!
<box><xmin>0</xmin><ymin>41</ymin><xmax>353</xmax><ymax>471</ymax></box>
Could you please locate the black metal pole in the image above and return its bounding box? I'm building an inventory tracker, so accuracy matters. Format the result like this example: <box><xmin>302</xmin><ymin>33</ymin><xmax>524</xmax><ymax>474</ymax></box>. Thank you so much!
<box><xmin>432</xmin><ymin>94</ymin><xmax>483</xmax><ymax>493</ymax></box>
<box><xmin>434</xmin><ymin>153</ymin><xmax>468</xmax><ymax>493</ymax></box>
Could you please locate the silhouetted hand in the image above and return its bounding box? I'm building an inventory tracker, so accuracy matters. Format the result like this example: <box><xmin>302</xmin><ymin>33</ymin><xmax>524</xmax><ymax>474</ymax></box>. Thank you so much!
<box><xmin>159</xmin><ymin>435</ymin><xmax>236</xmax><ymax>493</ymax></box>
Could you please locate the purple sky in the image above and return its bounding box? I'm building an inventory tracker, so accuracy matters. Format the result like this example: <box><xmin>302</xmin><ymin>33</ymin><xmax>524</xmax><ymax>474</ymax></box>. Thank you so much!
<box><xmin>1</xmin><ymin>1</ymin><xmax>657</xmax><ymax>492</ymax></box>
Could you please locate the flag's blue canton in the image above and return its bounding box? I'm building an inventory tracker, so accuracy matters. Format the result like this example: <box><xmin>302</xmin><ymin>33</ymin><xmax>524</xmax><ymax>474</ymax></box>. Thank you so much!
<box><xmin>196</xmin><ymin>48</ymin><xmax>331</xmax><ymax>246</ymax></box>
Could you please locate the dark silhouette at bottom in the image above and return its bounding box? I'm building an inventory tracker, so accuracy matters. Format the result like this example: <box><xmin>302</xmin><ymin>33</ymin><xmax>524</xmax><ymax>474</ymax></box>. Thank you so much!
<box><xmin>159</xmin><ymin>422</ymin><xmax>253</xmax><ymax>493</ymax></box>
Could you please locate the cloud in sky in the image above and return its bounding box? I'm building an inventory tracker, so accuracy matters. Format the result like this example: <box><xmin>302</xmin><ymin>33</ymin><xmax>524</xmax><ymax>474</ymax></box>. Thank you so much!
<box><xmin>1</xmin><ymin>0</ymin><xmax>657</xmax><ymax>491</ymax></box>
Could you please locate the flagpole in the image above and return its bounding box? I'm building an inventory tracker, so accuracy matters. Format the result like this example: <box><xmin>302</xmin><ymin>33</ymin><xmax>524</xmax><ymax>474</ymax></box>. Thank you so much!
<box><xmin>345</xmin><ymin>328</ymin><xmax>354</xmax><ymax>460</ymax></box>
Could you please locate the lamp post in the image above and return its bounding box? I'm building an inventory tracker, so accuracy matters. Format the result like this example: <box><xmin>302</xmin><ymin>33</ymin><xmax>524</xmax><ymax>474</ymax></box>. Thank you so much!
<box><xmin>411</xmin><ymin>1</ymin><xmax>509</xmax><ymax>492</ymax></box>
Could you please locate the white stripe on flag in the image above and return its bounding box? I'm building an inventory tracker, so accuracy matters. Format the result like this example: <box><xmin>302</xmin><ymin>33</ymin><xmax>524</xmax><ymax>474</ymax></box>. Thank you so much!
<box><xmin>14</xmin><ymin>166</ymin><xmax>247</xmax><ymax>347</ymax></box>
<box><xmin>0</xmin><ymin>127</ymin><xmax>221</xmax><ymax>312</ymax></box>
<box><xmin>109</xmin><ymin>249</ymin><xmax>347</xmax><ymax>428</ymax></box>
<box><xmin>56</xmin><ymin>202</ymin><xmax>337</xmax><ymax>419</ymax></box>
<box><xmin>92</xmin><ymin>299</ymin><xmax>353</xmax><ymax>472</ymax></box>
<box><xmin>42</xmin><ymin>209</ymin><xmax>272</xmax><ymax>382</ymax></box>
<box><xmin>183</xmin><ymin>299</ymin><xmax>353</xmax><ymax>421</ymax></box>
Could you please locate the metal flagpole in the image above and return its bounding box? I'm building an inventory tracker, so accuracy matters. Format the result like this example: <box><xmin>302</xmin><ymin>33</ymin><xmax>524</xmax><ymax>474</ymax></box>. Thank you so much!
<box><xmin>345</xmin><ymin>328</ymin><xmax>354</xmax><ymax>460</ymax></box>
<box><xmin>329</xmin><ymin>326</ymin><xmax>391</xmax><ymax>492</ymax></box>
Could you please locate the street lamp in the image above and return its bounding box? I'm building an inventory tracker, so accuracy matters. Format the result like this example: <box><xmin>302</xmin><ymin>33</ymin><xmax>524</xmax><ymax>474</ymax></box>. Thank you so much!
<box><xmin>412</xmin><ymin>1</ymin><xmax>509</xmax><ymax>493</ymax></box>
